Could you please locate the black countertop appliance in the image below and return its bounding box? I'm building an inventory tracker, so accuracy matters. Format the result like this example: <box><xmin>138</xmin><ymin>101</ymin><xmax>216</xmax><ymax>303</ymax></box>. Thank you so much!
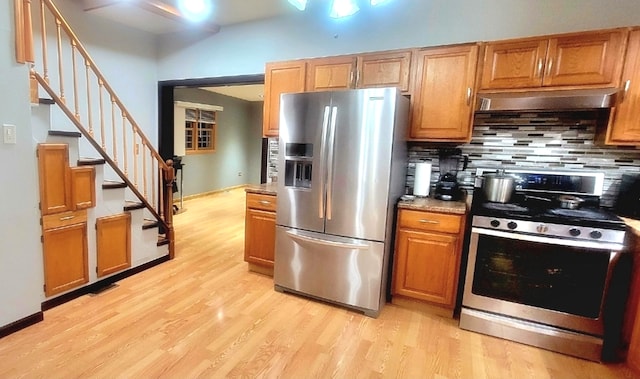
<box><xmin>434</xmin><ymin>148</ymin><xmax>467</xmax><ymax>201</ymax></box>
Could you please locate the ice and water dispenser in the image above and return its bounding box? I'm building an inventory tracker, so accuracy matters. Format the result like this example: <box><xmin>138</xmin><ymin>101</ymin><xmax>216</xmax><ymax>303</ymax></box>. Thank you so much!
<box><xmin>284</xmin><ymin>143</ymin><xmax>313</xmax><ymax>189</ymax></box>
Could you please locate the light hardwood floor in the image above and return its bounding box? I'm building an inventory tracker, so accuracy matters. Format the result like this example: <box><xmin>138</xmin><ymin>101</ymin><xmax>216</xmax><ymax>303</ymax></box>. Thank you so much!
<box><xmin>0</xmin><ymin>188</ymin><xmax>638</xmax><ymax>378</ymax></box>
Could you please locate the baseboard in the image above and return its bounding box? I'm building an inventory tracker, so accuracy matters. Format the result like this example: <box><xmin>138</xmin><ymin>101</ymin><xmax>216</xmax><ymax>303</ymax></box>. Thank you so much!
<box><xmin>174</xmin><ymin>184</ymin><xmax>247</xmax><ymax>202</ymax></box>
<box><xmin>0</xmin><ymin>312</ymin><xmax>44</xmax><ymax>339</ymax></box>
<box><xmin>41</xmin><ymin>254</ymin><xmax>170</xmax><ymax>311</ymax></box>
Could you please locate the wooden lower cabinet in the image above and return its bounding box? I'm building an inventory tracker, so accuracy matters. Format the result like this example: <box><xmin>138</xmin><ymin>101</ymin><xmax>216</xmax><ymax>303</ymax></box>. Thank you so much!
<box><xmin>393</xmin><ymin>209</ymin><xmax>465</xmax><ymax>311</ymax></box>
<box><xmin>71</xmin><ymin>166</ymin><xmax>96</xmax><ymax>210</ymax></box>
<box><xmin>42</xmin><ymin>210</ymin><xmax>89</xmax><ymax>297</ymax></box>
<box><xmin>244</xmin><ymin>192</ymin><xmax>277</xmax><ymax>273</ymax></box>
<box><xmin>96</xmin><ymin>213</ymin><xmax>131</xmax><ymax>277</ymax></box>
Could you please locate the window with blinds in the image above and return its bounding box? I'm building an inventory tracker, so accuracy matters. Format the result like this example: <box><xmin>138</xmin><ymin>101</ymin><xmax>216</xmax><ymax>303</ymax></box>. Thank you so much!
<box><xmin>185</xmin><ymin>108</ymin><xmax>217</xmax><ymax>153</ymax></box>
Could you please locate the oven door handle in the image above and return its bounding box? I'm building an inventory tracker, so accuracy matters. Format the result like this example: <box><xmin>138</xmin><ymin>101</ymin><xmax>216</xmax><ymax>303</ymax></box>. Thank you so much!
<box><xmin>472</xmin><ymin>227</ymin><xmax>625</xmax><ymax>251</ymax></box>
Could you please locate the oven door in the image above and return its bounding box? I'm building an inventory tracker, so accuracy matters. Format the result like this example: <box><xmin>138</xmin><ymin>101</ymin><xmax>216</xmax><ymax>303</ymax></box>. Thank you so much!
<box><xmin>462</xmin><ymin>226</ymin><xmax>624</xmax><ymax>336</ymax></box>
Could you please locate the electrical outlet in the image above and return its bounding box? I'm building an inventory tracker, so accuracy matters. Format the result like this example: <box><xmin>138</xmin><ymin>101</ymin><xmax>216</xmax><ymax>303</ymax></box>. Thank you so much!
<box><xmin>3</xmin><ymin>124</ymin><xmax>16</xmax><ymax>144</ymax></box>
<box><xmin>237</xmin><ymin>171</ymin><xmax>242</xmax><ymax>177</ymax></box>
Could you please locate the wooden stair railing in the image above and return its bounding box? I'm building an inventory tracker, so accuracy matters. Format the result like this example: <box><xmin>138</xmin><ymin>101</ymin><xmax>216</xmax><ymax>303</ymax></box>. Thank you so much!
<box><xmin>14</xmin><ymin>0</ymin><xmax>174</xmax><ymax>258</ymax></box>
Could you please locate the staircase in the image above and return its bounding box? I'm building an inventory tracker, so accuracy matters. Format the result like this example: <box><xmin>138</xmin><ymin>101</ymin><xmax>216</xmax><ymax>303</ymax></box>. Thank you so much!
<box><xmin>14</xmin><ymin>0</ymin><xmax>175</xmax><ymax>297</ymax></box>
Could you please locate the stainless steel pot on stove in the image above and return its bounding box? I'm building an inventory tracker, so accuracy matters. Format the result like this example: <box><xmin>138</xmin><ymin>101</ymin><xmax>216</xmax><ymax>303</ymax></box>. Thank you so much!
<box><xmin>557</xmin><ymin>194</ymin><xmax>585</xmax><ymax>209</ymax></box>
<box><xmin>481</xmin><ymin>170</ymin><xmax>518</xmax><ymax>203</ymax></box>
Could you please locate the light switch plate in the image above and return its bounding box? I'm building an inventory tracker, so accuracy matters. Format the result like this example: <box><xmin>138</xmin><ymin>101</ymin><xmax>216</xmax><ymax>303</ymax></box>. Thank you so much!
<box><xmin>3</xmin><ymin>124</ymin><xmax>16</xmax><ymax>144</ymax></box>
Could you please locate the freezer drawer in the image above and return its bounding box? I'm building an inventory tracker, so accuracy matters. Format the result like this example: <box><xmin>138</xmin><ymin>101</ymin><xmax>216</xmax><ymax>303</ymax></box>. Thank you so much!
<box><xmin>274</xmin><ymin>226</ymin><xmax>385</xmax><ymax>316</ymax></box>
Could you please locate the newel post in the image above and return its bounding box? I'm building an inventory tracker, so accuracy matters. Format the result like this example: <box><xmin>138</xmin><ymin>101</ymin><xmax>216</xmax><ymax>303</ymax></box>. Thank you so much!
<box><xmin>163</xmin><ymin>159</ymin><xmax>176</xmax><ymax>259</ymax></box>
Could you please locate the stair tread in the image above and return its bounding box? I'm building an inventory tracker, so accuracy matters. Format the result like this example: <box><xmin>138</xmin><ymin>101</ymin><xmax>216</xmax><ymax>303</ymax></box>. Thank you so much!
<box><xmin>48</xmin><ymin>130</ymin><xmax>81</xmax><ymax>138</ymax></box>
<box><xmin>142</xmin><ymin>219</ymin><xmax>159</xmax><ymax>230</ymax></box>
<box><xmin>124</xmin><ymin>201</ymin><xmax>145</xmax><ymax>211</ymax></box>
<box><xmin>157</xmin><ymin>236</ymin><xmax>169</xmax><ymax>247</ymax></box>
<box><xmin>102</xmin><ymin>181</ymin><xmax>127</xmax><ymax>189</ymax></box>
<box><xmin>78</xmin><ymin>157</ymin><xmax>106</xmax><ymax>166</ymax></box>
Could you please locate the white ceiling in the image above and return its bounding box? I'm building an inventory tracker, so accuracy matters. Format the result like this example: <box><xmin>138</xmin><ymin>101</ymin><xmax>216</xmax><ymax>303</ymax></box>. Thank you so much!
<box><xmin>200</xmin><ymin>84</ymin><xmax>264</xmax><ymax>102</ymax></box>
<box><xmin>79</xmin><ymin>0</ymin><xmax>287</xmax><ymax>99</ymax></box>
<box><xmin>80</xmin><ymin>0</ymin><xmax>297</xmax><ymax>35</ymax></box>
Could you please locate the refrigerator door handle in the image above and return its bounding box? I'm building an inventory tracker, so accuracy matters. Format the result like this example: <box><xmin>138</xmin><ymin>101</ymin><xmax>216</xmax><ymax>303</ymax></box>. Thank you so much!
<box><xmin>286</xmin><ymin>230</ymin><xmax>368</xmax><ymax>250</ymax></box>
<box><xmin>318</xmin><ymin>105</ymin><xmax>331</xmax><ymax>219</ymax></box>
<box><xmin>326</xmin><ymin>106</ymin><xmax>338</xmax><ymax>220</ymax></box>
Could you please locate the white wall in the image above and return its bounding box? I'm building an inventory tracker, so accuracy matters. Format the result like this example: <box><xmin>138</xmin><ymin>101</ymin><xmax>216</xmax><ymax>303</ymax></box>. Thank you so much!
<box><xmin>157</xmin><ymin>0</ymin><xmax>640</xmax><ymax>80</ymax></box>
<box><xmin>0</xmin><ymin>0</ymin><xmax>45</xmax><ymax>326</ymax></box>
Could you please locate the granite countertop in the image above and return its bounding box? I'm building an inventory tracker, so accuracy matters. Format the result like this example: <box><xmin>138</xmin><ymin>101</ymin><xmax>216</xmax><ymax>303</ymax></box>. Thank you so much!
<box><xmin>245</xmin><ymin>183</ymin><xmax>277</xmax><ymax>196</ymax></box>
<box><xmin>398</xmin><ymin>196</ymin><xmax>467</xmax><ymax>215</ymax></box>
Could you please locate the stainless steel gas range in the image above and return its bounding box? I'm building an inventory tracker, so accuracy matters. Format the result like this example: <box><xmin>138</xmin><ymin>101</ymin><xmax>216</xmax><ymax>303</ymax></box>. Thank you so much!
<box><xmin>459</xmin><ymin>169</ymin><xmax>631</xmax><ymax>362</ymax></box>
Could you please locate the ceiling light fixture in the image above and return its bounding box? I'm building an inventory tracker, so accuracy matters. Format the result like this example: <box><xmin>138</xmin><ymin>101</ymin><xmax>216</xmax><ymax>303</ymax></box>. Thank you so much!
<box><xmin>288</xmin><ymin>0</ymin><xmax>394</xmax><ymax>19</ymax></box>
<box><xmin>329</xmin><ymin>0</ymin><xmax>360</xmax><ymax>19</ymax></box>
<box><xmin>177</xmin><ymin>0</ymin><xmax>212</xmax><ymax>22</ymax></box>
<box><xmin>287</xmin><ymin>0</ymin><xmax>308</xmax><ymax>11</ymax></box>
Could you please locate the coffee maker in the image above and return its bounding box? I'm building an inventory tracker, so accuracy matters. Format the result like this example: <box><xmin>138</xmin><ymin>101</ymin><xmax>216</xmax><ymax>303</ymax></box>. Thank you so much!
<box><xmin>434</xmin><ymin>148</ymin><xmax>468</xmax><ymax>201</ymax></box>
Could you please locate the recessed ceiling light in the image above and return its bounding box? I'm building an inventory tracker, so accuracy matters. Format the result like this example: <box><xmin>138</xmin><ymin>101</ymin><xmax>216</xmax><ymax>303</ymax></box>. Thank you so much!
<box><xmin>329</xmin><ymin>0</ymin><xmax>360</xmax><ymax>19</ymax></box>
<box><xmin>177</xmin><ymin>0</ymin><xmax>213</xmax><ymax>22</ymax></box>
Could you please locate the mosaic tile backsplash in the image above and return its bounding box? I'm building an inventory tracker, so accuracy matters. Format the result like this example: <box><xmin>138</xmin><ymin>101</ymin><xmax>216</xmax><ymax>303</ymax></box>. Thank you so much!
<box><xmin>408</xmin><ymin>111</ymin><xmax>640</xmax><ymax>207</ymax></box>
<box><xmin>267</xmin><ymin>111</ymin><xmax>640</xmax><ymax>207</ymax></box>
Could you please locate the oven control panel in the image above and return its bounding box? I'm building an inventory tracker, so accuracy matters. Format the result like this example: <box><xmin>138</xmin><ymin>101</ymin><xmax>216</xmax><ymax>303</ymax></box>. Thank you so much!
<box><xmin>472</xmin><ymin>216</ymin><xmax>626</xmax><ymax>245</ymax></box>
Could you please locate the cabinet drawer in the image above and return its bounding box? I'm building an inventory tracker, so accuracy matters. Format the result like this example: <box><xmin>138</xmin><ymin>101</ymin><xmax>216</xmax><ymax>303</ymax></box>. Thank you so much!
<box><xmin>398</xmin><ymin>209</ymin><xmax>462</xmax><ymax>234</ymax></box>
<box><xmin>246</xmin><ymin>193</ymin><xmax>277</xmax><ymax>212</ymax></box>
<box><xmin>42</xmin><ymin>209</ymin><xmax>88</xmax><ymax>230</ymax></box>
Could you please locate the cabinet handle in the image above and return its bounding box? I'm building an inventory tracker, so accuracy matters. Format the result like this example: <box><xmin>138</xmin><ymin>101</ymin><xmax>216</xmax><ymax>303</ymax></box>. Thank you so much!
<box><xmin>258</xmin><ymin>200</ymin><xmax>271</xmax><ymax>205</ymax></box>
<box><xmin>545</xmin><ymin>58</ymin><xmax>553</xmax><ymax>77</ymax></box>
<box><xmin>536</xmin><ymin>58</ymin><xmax>544</xmax><ymax>78</ymax></box>
<box><xmin>622</xmin><ymin>79</ymin><xmax>631</xmax><ymax>102</ymax></box>
<box><xmin>355</xmin><ymin>70</ymin><xmax>361</xmax><ymax>87</ymax></box>
<box><xmin>466</xmin><ymin>87</ymin><xmax>472</xmax><ymax>106</ymax></box>
<box><xmin>419</xmin><ymin>219</ymin><xmax>440</xmax><ymax>224</ymax></box>
<box><xmin>350</xmin><ymin>71</ymin><xmax>355</xmax><ymax>87</ymax></box>
<box><xmin>59</xmin><ymin>215</ymin><xmax>75</xmax><ymax>221</ymax></box>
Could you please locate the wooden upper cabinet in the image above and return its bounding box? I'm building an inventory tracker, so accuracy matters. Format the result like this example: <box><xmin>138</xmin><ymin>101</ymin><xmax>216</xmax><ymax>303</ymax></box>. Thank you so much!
<box><xmin>480</xmin><ymin>39</ymin><xmax>547</xmax><ymax>89</ymax></box>
<box><xmin>481</xmin><ymin>29</ymin><xmax>627</xmax><ymax>90</ymax></box>
<box><xmin>410</xmin><ymin>44</ymin><xmax>479</xmax><ymax>141</ymax></box>
<box><xmin>37</xmin><ymin>144</ymin><xmax>71</xmax><ymax>215</ymax></box>
<box><xmin>263</xmin><ymin>60</ymin><xmax>306</xmax><ymax>137</ymax></box>
<box><xmin>545</xmin><ymin>30</ymin><xmax>626</xmax><ymax>87</ymax></box>
<box><xmin>307</xmin><ymin>50</ymin><xmax>412</xmax><ymax>93</ymax></box>
<box><xmin>306</xmin><ymin>56</ymin><xmax>357</xmax><ymax>92</ymax></box>
<box><xmin>606</xmin><ymin>28</ymin><xmax>640</xmax><ymax>145</ymax></box>
<box><xmin>356</xmin><ymin>50</ymin><xmax>412</xmax><ymax>92</ymax></box>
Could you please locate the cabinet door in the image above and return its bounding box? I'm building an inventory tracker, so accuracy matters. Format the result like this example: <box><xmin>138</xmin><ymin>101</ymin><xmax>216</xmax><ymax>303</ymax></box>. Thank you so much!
<box><xmin>394</xmin><ymin>229</ymin><xmax>459</xmax><ymax>307</ymax></box>
<box><xmin>244</xmin><ymin>208</ymin><xmax>276</xmax><ymax>267</ymax></box>
<box><xmin>480</xmin><ymin>39</ymin><xmax>547</xmax><ymax>89</ymax></box>
<box><xmin>70</xmin><ymin>166</ymin><xmax>95</xmax><ymax>210</ymax></box>
<box><xmin>37</xmin><ymin>144</ymin><xmax>71</xmax><ymax>215</ymax></box>
<box><xmin>96</xmin><ymin>213</ymin><xmax>131</xmax><ymax>277</ymax></box>
<box><xmin>410</xmin><ymin>44</ymin><xmax>479</xmax><ymax>141</ymax></box>
<box><xmin>43</xmin><ymin>221</ymin><xmax>89</xmax><ymax>296</ymax></box>
<box><xmin>607</xmin><ymin>29</ymin><xmax>640</xmax><ymax>145</ymax></box>
<box><xmin>306</xmin><ymin>56</ymin><xmax>356</xmax><ymax>92</ymax></box>
<box><xmin>544</xmin><ymin>30</ymin><xmax>626</xmax><ymax>87</ymax></box>
<box><xmin>356</xmin><ymin>50</ymin><xmax>412</xmax><ymax>92</ymax></box>
<box><xmin>263</xmin><ymin>60</ymin><xmax>306</xmax><ymax>137</ymax></box>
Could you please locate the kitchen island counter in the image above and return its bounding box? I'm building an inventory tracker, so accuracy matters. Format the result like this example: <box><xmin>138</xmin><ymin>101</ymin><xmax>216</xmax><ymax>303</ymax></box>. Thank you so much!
<box><xmin>398</xmin><ymin>196</ymin><xmax>467</xmax><ymax>215</ymax></box>
<box><xmin>245</xmin><ymin>183</ymin><xmax>277</xmax><ymax>196</ymax></box>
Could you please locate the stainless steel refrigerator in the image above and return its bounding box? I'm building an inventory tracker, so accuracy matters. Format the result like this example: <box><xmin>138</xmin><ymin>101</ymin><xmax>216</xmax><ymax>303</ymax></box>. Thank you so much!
<box><xmin>274</xmin><ymin>87</ymin><xmax>409</xmax><ymax>317</ymax></box>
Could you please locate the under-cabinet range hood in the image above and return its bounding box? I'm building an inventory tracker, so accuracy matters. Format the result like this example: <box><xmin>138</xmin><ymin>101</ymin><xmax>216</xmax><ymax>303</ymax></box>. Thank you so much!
<box><xmin>476</xmin><ymin>87</ymin><xmax>621</xmax><ymax>112</ymax></box>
